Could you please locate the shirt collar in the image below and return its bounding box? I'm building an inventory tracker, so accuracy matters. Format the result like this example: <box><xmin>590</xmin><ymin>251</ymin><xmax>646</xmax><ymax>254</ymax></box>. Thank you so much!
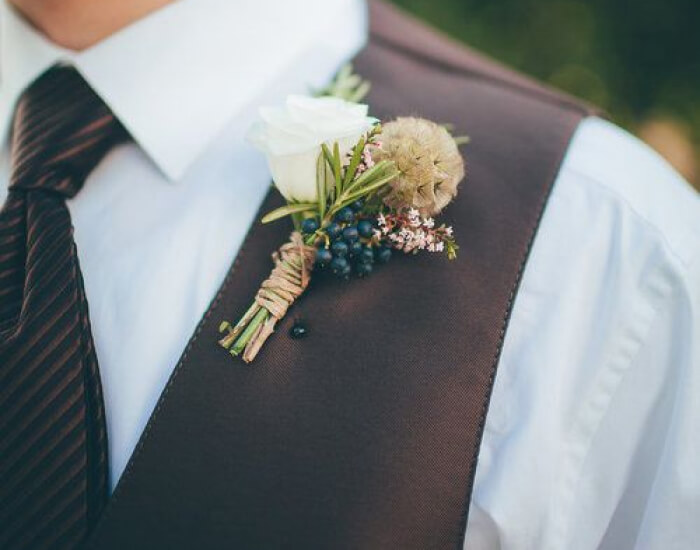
<box><xmin>0</xmin><ymin>0</ymin><xmax>368</xmax><ymax>181</ymax></box>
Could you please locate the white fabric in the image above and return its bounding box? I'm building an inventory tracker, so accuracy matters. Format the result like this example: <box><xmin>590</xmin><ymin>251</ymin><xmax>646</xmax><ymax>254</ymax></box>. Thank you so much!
<box><xmin>1</xmin><ymin>2</ymin><xmax>698</xmax><ymax>548</ymax></box>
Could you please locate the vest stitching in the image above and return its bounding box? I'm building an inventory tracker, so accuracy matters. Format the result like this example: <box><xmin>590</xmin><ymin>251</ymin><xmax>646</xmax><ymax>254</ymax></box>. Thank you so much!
<box><xmin>86</xmin><ymin>188</ymin><xmax>274</xmax><ymax>543</ymax></box>
<box><xmin>370</xmin><ymin>33</ymin><xmax>598</xmax><ymax>120</ymax></box>
<box><xmin>456</xmin><ymin>115</ymin><xmax>585</xmax><ymax>546</ymax></box>
<box><xmin>91</xmin><ymin>36</ymin><xmax>591</xmax><ymax>545</ymax></box>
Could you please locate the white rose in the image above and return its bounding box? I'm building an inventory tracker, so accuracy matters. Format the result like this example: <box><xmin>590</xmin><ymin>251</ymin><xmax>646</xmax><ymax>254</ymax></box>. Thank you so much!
<box><xmin>247</xmin><ymin>95</ymin><xmax>376</xmax><ymax>202</ymax></box>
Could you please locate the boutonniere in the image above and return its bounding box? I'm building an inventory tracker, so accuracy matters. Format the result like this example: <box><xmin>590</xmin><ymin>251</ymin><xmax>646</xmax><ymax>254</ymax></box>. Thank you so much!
<box><xmin>218</xmin><ymin>68</ymin><xmax>466</xmax><ymax>363</ymax></box>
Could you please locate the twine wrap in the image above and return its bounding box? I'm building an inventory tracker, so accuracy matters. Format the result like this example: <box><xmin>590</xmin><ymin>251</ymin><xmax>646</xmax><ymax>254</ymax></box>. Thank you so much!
<box><xmin>255</xmin><ymin>232</ymin><xmax>316</xmax><ymax>320</ymax></box>
<box><xmin>219</xmin><ymin>231</ymin><xmax>316</xmax><ymax>363</ymax></box>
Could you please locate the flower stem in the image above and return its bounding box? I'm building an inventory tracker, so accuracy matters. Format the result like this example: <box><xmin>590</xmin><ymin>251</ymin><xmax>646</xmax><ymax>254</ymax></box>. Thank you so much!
<box><xmin>218</xmin><ymin>302</ymin><xmax>259</xmax><ymax>349</ymax></box>
<box><xmin>219</xmin><ymin>232</ymin><xmax>315</xmax><ymax>363</ymax></box>
<box><xmin>230</xmin><ymin>307</ymin><xmax>269</xmax><ymax>356</ymax></box>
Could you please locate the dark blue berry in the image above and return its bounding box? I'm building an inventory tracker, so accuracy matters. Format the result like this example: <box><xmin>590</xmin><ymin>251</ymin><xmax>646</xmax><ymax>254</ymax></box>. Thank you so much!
<box><xmin>289</xmin><ymin>321</ymin><xmax>309</xmax><ymax>339</ymax></box>
<box><xmin>360</xmin><ymin>246</ymin><xmax>374</xmax><ymax>264</ymax></box>
<box><xmin>325</xmin><ymin>222</ymin><xmax>342</xmax><ymax>240</ymax></box>
<box><xmin>375</xmin><ymin>246</ymin><xmax>392</xmax><ymax>264</ymax></box>
<box><xmin>331</xmin><ymin>240</ymin><xmax>349</xmax><ymax>257</ymax></box>
<box><xmin>342</xmin><ymin>226</ymin><xmax>359</xmax><ymax>242</ymax></box>
<box><xmin>315</xmin><ymin>247</ymin><xmax>333</xmax><ymax>266</ymax></box>
<box><xmin>301</xmin><ymin>218</ymin><xmax>319</xmax><ymax>234</ymax></box>
<box><xmin>356</xmin><ymin>261</ymin><xmax>373</xmax><ymax>277</ymax></box>
<box><xmin>330</xmin><ymin>256</ymin><xmax>348</xmax><ymax>274</ymax></box>
<box><xmin>338</xmin><ymin>264</ymin><xmax>352</xmax><ymax>279</ymax></box>
<box><xmin>357</xmin><ymin>219</ymin><xmax>374</xmax><ymax>238</ymax></box>
<box><xmin>350</xmin><ymin>199</ymin><xmax>364</xmax><ymax>212</ymax></box>
<box><xmin>335</xmin><ymin>206</ymin><xmax>355</xmax><ymax>223</ymax></box>
<box><xmin>348</xmin><ymin>241</ymin><xmax>363</xmax><ymax>256</ymax></box>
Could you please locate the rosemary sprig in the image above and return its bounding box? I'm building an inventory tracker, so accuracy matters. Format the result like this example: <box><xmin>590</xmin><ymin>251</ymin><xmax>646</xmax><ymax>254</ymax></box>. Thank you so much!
<box><xmin>262</xmin><ymin>127</ymin><xmax>399</xmax><ymax>231</ymax></box>
<box><xmin>260</xmin><ymin>202</ymin><xmax>317</xmax><ymax>224</ymax></box>
<box><xmin>315</xmin><ymin>63</ymin><xmax>371</xmax><ymax>102</ymax></box>
<box><xmin>343</xmin><ymin>136</ymin><xmax>365</xmax><ymax>187</ymax></box>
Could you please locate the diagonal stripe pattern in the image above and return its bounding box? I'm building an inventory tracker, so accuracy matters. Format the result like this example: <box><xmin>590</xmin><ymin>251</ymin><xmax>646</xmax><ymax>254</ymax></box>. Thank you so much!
<box><xmin>0</xmin><ymin>66</ymin><xmax>128</xmax><ymax>549</ymax></box>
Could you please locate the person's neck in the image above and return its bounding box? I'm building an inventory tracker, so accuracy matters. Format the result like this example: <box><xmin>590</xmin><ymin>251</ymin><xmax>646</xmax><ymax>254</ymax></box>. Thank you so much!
<box><xmin>9</xmin><ymin>0</ymin><xmax>173</xmax><ymax>51</ymax></box>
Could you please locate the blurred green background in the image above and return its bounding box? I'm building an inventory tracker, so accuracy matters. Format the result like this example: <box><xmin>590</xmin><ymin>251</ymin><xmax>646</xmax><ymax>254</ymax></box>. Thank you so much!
<box><xmin>390</xmin><ymin>0</ymin><xmax>700</xmax><ymax>187</ymax></box>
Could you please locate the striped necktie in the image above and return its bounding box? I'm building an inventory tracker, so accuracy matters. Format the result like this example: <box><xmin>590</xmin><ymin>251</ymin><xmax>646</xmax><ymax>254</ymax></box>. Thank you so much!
<box><xmin>0</xmin><ymin>66</ymin><xmax>129</xmax><ymax>549</ymax></box>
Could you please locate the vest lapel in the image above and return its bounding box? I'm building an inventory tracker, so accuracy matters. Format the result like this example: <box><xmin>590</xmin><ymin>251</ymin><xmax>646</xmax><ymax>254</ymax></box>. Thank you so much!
<box><xmin>86</xmin><ymin>20</ymin><xmax>590</xmax><ymax>550</ymax></box>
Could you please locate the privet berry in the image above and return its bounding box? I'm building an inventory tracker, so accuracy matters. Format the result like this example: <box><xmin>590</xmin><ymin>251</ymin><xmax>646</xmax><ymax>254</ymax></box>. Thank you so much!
<box><xmin>357</xmin><ymin>219</ymin><xmax>374</xmax><ymax>238</ymax></box>
<box><xmin>375</xmin><ymin>246</ymin><xmax>392</xmax><ymax>264</ymax></box>
<box><xmin>330</xmin><ymin>256</ymin><xmax>348</xmax><ymax>274</ymax></box>
<box><xmin>289</xmin><ymin>320</ymin><xmax>309</xmax><ymax>339</ymax></box>
<box><xmin>348</xmin><ymin>241</ymin><xmax>363</xmax><ymax>256</ymax></box>
<box><xmin>335</xmin><ymin>206</ymin><xmax>355</xmax><ymax>223</ymax></box>
<box><xmin>360</xmin><ymin>247</ymin><xmax>374</xmax><ymax>264</ymax></box>
<box><xmin>315</xmin><ymin>247</ymin><xmax>333</xmax><ymax>266</ymax></box>
<box><xmin>356</xmin><ymin>262</ymin><xmax>373</xmax><ymax>277</ymax></box>
<box><xmin>342</xmin><ymin>226</ymin><xmax>359</xmax><ymax>242</ymax></box>
<box><xmin>331</xmin><ymin>240</ymin><xmax>349</xmax><ymax>257</ymax></box>
<box><xmin>325</xmin><ymin>222</ymin><xmax>342</xmax><ymax>240</ymax></box>
<box><xmin>301</xmin><ymin>218</ymin><xmax>319</xmax><ymax>235</ymax></box>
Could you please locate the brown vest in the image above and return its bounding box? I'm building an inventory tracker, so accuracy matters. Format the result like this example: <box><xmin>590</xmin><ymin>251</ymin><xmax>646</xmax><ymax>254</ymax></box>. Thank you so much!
<box><xmin>87</xmin><ymin>2</ymin><xmax>595</xmax><ymax>548</ymax></box>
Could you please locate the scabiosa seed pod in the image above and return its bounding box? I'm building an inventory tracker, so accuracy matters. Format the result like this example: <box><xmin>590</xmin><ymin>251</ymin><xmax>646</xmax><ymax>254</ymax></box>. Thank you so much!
<box><xmin>372</xmin><ymin>117</ymin><xmax>465</xmax><ymax>216</ymax></box>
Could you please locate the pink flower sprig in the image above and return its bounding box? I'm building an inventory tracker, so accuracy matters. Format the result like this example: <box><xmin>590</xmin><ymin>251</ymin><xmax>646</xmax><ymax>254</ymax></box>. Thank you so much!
<box><xmin>343</xmin><ymin>139</ymin><xmax>380</xmax><ymax>175</ymax></box>
<box><xmin>375</xmin><ymin>208</ymin><xmax>458</xmax><ymax>260</ymax></box>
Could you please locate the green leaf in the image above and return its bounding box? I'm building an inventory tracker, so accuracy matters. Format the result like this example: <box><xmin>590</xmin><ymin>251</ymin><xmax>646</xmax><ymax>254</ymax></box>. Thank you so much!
<box><xmin>261</xmin><ymin>202</ymin><xmax>317</xmax><ymax>224</ymax></box>
<box><xmin>333</xmin><ymin>142</ymin><xmax>342</xmax><ymax>196</ymax></box>
<box><xmin>337</xmin><ymin>63</ymin><xmax>352</xmax><ymax>82</ymax></box>
<box><xmin>321</xmin><ymin>143</ymin><xmax>334</xmax><ymax>170</ymax></box>
<box><xmin>336</xmin><ymin>74</ymin><xmax>361</xmax><ymax>91</ymax></box>
<box><xmin>326</xmin><ymin>158</ymin><xmax>336</xmax><ymax>204</ymax></box>
<box><xmin>291</xmin><ymin>211</ymin><xmax>303</xmax><ymax>231</ymax></box>
<box><xmin>316</xmin><ymin>152</ymin><xmax>326</xmax><ymax>220</ymax></box>
<box><xmin>340</xmin><ymin>170</ymin><xmax>398</xmax><ymax>206</ymax></box>
<box><xmin>446</xmin><ymin>241</ymin><xmax>459</xmax><ymax>261</ymax></box>
<box><xmin>348</xmin><ymin>81</ymin><xmax>371</xmax><ymax>103</ymax></box>
<box><xmin>343</xmin><ymin>136</ymin><xmax>365</xmax><ymax>188</ymax></box>
<box><xmin>342</xmin><ymin>160</ymin><xmax>395</xmax><ymax>196</ymax></box>
<box><xmin>331</xmin><ymin>166</ymin><xmax>399</xmax><ymax>214</ymax></box>
<box><xmin>315</xmin><ymin>63</ymin><xmax>371</xmax><ymax>102</ymax></box>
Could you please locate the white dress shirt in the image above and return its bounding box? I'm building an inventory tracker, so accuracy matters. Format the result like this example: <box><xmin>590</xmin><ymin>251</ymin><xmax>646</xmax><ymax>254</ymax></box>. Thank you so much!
<box><xmin>1</xmin><ymin>1</ymin><xmax>698</xmax><ymax>549</ymax></box>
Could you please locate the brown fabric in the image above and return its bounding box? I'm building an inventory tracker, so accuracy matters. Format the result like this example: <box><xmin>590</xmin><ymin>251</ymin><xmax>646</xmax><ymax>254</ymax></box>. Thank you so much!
<box><xmin>85</xmin><ymin>3</ymin><xmax>597</xmax><ymax>549</ymax></box>
<box><xmin>367</xmin><ymin>0</ymin><xmax>600</xmax><ymax>116</ymax></box>
<box><xmin>0</xmin><ymin>66</ymin><xmax>128</xmax><ymax>549</ymax></box>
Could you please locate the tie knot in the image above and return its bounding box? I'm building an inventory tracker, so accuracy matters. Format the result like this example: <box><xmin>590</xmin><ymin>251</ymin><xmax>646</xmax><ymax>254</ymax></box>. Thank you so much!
<box><xmin>8</xmin><ymin>65</ymin><xmax>128</xmax><ymax>198</ymax></box>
